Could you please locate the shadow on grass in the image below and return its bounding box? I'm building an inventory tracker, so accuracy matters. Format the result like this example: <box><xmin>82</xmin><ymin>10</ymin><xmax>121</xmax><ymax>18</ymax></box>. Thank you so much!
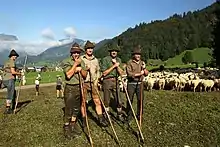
<box><xmin>14</xmin><ymin>100</ymin><xmax>34</xmax><ymax>114</ymax></box>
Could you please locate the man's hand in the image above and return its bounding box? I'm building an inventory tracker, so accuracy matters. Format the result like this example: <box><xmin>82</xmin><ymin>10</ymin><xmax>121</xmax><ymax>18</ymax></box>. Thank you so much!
<box><xmin>114</xmin><ymin>62</ymin><xmax>120</xmax><ymax>68</ymax></box>
<box><xmin>75</xmin><ymin>67</ymin><xmax>82</xmax><ymax>73</ymax></box>
<box><xmin>112</xmin><ymin>59</ymin><xmax>117</xmax><ymax>64</ymax></box>
<box><xmin>86</xmin><ymin>65</ymin><xmax>90</xmax><ymax>71</ymax></box>
<box><xmin>140</xmin><ymin>70</ymin><xmax>144</xmax><ymax>75</ymax></box>
<box><xmin>74</xmin><ymin>58</ymin><xmax>81</xmax><ymax>66</ymax></box>
<box><xmin>144</xmin><ymin>69</ymin><xmax>149</xmax><ymax>76</ymax></box>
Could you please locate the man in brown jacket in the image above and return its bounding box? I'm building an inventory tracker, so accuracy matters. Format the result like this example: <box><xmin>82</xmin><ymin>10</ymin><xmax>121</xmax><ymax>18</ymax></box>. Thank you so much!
<box><xmin>125</xmin><ymin>46</ymin><xmax>148</xmax><ymax>123</ymax></box>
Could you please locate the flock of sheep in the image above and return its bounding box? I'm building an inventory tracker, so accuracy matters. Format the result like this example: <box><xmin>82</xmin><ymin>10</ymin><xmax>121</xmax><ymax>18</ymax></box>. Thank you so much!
<box><xmin>119</xmin><ymin>67</ymin><xmax>220</xmax><ymax>92</ymax></box>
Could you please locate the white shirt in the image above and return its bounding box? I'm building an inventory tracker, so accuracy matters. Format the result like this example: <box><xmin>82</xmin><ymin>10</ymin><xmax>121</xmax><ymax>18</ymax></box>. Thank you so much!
<box><xmin>35</xmin><ymin>80</ymin><xmax>40</xmax><ymax>85</ymax></box>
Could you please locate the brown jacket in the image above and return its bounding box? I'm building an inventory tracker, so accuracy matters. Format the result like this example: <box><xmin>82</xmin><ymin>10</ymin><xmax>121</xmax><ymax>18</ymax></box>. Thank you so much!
<box><xmin>126</xmin><ymin>59</ymin><xmax>146</xmax><ymax>82</ymax></box>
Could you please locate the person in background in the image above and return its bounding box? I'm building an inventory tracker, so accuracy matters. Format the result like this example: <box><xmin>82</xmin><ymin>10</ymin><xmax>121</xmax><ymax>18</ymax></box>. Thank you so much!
<box><xmin>35</xmin><ymin>77</ymin><xmax>40</xmax><ymax>96</ymax></box>
<box><xmin>56</xmin><ymin>75</ymin><xmax>64</xmax><ymax>98</ymax></box>
<box><xmin>2</xmin><ymin>49</ymin><xmax>21</xmax><ymax>114</ymax></box>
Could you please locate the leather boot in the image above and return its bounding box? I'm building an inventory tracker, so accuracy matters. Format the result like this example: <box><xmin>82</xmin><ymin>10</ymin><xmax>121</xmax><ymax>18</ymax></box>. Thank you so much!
<box><xmin>98</xmin><ymin>115</ymin><xmax>109</xmax><ymax>127</ymax></box>
<box><xmin>4</xmin><ymin>107</ymin><xmax>13</xmax><ymax>114</ymax></box>
<box><xmin>63</xmin><ymin>124</ymin><xmax>72</xmax><ymax>140</ymax></box>
<box><xmin>69</xmin><ymin>121</ymin><xmax>82</xmax><ymax>137</ymax></box>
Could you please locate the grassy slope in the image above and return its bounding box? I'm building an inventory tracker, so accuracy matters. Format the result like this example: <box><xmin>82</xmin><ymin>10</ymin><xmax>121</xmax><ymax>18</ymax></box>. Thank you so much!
<box><xmin>165</xmin><ymin>47</ymin><xmax>212</xmax><ymax>66</ymax></box>
<box><xmin>0</xmin><ymin>87</ymin><xmax>220</xmax><ymax>146</ymax></box>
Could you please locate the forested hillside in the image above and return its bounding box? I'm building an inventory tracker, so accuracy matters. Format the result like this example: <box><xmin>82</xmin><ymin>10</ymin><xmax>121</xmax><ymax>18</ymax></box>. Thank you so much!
<box><xmin>95</xmin><ymin>2</ymin><xmax>218</xmax><ymax>63</ymax></box>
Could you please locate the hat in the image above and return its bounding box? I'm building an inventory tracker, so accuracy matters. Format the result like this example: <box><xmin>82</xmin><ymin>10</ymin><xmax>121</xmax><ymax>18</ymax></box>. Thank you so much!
<box><xmin>8</xmin><ymin>49</ymin><xmax>19</xmax><ymax>57</ymax></box>
<box><xmin>132</xmin><ymin>45</ymin><xmax>141</xmax><ymax>55</ymax></box>
<box><xmin>108</xmin><ymin>43</ymin><xmax>120</xmax><ymax>52</ymax></box>
<box><xmin>70</xmin><ymin>43</ymin><xmax>84</xmax><ymax>53</ymax></box>
<box><xmin>84</xmin><ymin>40</ymin><xmax>95</xmax><ymax>50</ymax></box>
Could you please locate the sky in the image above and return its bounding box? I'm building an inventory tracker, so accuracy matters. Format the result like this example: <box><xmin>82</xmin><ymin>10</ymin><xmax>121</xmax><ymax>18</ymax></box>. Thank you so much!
<box><xmin>0</xmin><ymin>0</ymin><xmax>216</xmax><ymax>55</ymax></box>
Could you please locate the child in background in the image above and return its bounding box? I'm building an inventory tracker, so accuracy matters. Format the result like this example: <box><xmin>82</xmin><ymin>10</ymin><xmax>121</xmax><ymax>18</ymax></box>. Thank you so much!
<box><xmin>56</xmin><ymin>75</ymin><xmax>64</xmax><ymax>98</ymax></box>
<box><xmin>35</xmin><ymin>77</ymin><xmax>40</xmax><ymax>96</ymax></box>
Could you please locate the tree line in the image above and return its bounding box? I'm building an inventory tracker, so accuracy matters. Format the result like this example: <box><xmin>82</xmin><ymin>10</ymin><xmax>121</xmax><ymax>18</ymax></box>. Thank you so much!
<box><xmin>94</xmin><ymin>1</ymin><xmax>219</xmax><ymax>66</ymax></box>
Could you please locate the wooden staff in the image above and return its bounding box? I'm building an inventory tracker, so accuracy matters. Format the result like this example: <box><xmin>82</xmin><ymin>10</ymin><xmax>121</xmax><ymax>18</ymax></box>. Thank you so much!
<box><xmin>14</xmin><ymin>55</ymin><xmax>27</xmax><ymax>114</ymax></box>
<box><xmin>79</xmin><ymin>73</ymin><xmax>94</xmax><ymax>147</ymax></box>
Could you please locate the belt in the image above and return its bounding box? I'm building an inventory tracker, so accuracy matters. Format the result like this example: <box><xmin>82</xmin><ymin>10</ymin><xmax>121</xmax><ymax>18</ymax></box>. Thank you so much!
<box><xmin>66</xmin><ymin>83</ymin><xmax>79</xmax><ymax>86</ymax></box>
<box><xmin>104</xmin><ymin>77</ymin><xmax>116</xmax><ymax>80</ymax></box>
<box><xmin>128</xmin><ymin>82</ymin><xmax>142</xmax><ymax>85</ymax></box>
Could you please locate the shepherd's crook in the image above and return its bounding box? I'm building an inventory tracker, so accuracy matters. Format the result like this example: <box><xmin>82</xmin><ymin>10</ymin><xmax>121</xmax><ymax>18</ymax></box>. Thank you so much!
<box><xmin>79</xmin><ymin>73</ymin><xmax>94</xmax><ymax>147</ymax></box>
<box><xmin>14</xmin><ymin>55</ymin><xmax>28</xmax><ymax>114</ymax></box>
<box><xmin>121</xmin><ymin>80</ymin><xmax>145</xmax><ymax>142</ymax></box>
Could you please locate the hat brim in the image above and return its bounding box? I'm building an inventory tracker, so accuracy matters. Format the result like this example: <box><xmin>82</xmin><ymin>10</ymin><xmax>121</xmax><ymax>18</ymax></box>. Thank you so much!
<box><xmin>108</xmin><ymin>49</ymin><xmax>120</xmax><ymax>52</ymax></box>
<box><xmin>70</xmin><ymin>48</ymin><xmax>84</xmax><ymax>53</ymax></box>
<box><xmin>132</xmin><ymin>52</ymin><xmax>141</xmax><ymax>55</ymax></box>
<box><xmin>8</xmin><ymin>54</ymin><xmax>19</xmax><ymax>57</ymax></box>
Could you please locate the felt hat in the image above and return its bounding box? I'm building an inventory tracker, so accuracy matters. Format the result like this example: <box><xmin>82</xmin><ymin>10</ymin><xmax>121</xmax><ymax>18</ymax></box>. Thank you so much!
<box><xmin>8</xmin><ymin>49</ymin><xmax>19</xmax><ymax>57</ymax></box>
<box><xmin>70</xmin><ymin>43</ymin><xmax>84</xmax><ymax>53</ymax></box>
<box><xmin>132</xmin><ymin>45</ymin><xmax>141</xmax><ymax>55</ymax></box>
<box><xmin>108</xmin><ymin>43</ymin><xmax>120</xmax><ymax>52</ymax></box>
<box><xmin>84</xmin><ymin>40</ymin><xmax>95</xmax><ymax>50</ymax></box>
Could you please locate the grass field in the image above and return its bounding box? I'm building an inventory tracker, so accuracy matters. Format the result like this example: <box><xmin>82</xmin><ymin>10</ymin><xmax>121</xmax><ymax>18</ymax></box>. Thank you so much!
<box><xmin>0</xmin><ymin>86</ymin><xmax>220</xmax><ymax>147</ymax></box>
<box><xmin>16</xmin><ymin>71</ymin><xmax>63</xmax><ymax>86</ymax></box>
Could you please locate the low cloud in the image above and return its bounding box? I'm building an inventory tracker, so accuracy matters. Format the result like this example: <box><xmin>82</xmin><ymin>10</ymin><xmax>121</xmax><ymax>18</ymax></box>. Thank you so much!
<box><xmin>0</xmin><ymin>26</ymin><xmax>78</xmax><ymax>55</ymax></box>
<box><xmin>64</xmin><ymin>27</ymin><xmax>76</xmax><ymax>39</ymax></box>
<box><xmin>41</xmin><ymin>28</ymin><xmax>55</xmax><ymax>40</ymax></box>
<box><xmin>0</xmin><ymin>40</ymin><xmax>60</xmax><ymax>55</ymax></box>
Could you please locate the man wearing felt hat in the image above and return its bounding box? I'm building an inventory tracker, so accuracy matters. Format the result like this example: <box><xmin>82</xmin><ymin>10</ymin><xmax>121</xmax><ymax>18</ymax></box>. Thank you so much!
<box><xmin>2</xmin><ymin>49</ymin><xmax>21</xmax><ymax>114</ymax></box>
<box><xmin>80</xmin><ymin>40</ymin><xmax>108</xmax><ymax>130</ymax></box>
<box><xmin>100</xmin><ymin>43</ymin><xmax>125</xmax><ymax>122</ymax></box>
<box><xmin>125</xmin><ymin>45</ymin><xmax>148</xmax><ymax>124</ymax></box>
<box><xmin>61</xmin><ymin>42</ymin><xmax>88</xmax><ymax>139</ymax></box>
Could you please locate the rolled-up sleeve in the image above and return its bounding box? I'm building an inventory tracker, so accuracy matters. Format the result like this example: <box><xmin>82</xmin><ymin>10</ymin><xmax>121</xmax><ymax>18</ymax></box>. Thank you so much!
<box><xmin>62</xmin><ymin>62</ymin><xmax>71</xmax><ymax>74</ymax></box>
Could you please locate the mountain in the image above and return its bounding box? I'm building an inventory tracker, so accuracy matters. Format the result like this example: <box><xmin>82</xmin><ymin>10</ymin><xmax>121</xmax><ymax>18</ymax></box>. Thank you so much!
<box><xmin>94</xmin><ymin>2</ymin><xmax>218</xmax><ymax>63</ymax></box>
<box><xmin>94</xmin><ymin>39</ymin><xmax>111</xmax><ymax>50</ymax></box>
<box><xmin>0</xmin><ymin>33</ymin><xmax>18</xmax><ymax>41</ymax></box>
<box><xmin>16</xmin><ymin>38</ymin><xmax>85</xmax><ymax>66</ymax></box>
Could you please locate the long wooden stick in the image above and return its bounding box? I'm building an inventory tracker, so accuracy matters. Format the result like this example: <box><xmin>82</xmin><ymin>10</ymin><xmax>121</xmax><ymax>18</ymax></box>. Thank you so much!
<box><xmin>88</xmin><ymin>70</ymin><xmax>121</xmax><ymax>146</ymax></box>
<box><xmin>121</xmin><ymin>80</ymin><xmax>144</xmax><ymax>142</ymax></box>
<box><xmin>95</xmin><ymin>87</ymin><xmax>122</xmax><ymax>147</ymax></box>
<box><xmin>14</xmin><ymin>55</ymin><xmax>28</xmax><ymax>114</ymax></box>
<box><xmin>79</xmin><ymin>73</ymin><xmax>94</xmax><ymax>147</ymax></box>
<box><xmin>139</xmin><ymin>81</ymin><xmax>143</xmax><ymax>128</ymax></box>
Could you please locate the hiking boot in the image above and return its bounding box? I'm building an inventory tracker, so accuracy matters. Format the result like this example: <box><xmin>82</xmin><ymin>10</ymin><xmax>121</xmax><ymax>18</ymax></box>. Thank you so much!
<box><xmin>63</xmin><ymin>125</ymin><xmax>72</xmax><ymax>140</ymax></box>
<box><xmin>4</xmin><ymin>108</ymin><xmax>13</xmax><ymax>114</ymax></box>
<box><xmin>80</xmin><ymin>117</ymin><xmax>89</xmax><ymax>134</ymax></box>
<box><xmin>69</xmin><ymin>121</ymin><xmax>82</xmax><ymax>136</ymax></box>
<box><xmin>125</xmin><ymin>115</ymin><xmax>133</xmax><ymax>124</ymax></box>
<box><xmin>98</xmin><ymin>115</ymin><xmax>109</xmax><ymax>127</ymax></box>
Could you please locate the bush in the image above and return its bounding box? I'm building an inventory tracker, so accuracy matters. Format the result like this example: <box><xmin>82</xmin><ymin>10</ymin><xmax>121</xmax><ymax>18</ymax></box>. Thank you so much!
<box><xmin>182</xmin><ymin>51</ymin><xmax>194</xmax><ymax>64</ymax></box>
<box><xmin>159</xmin><ymin>65</ymin><xmax>165</xmax><ymax>71</ymax></box>
<box><xmin>203</xmin><ymin>62</ymin><xmax>207</xmax><ymax>68</ymax></box>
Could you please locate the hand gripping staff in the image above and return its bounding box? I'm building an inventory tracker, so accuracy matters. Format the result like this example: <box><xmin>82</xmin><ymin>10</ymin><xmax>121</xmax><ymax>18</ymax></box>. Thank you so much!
<box><xmin>121</xmin><ymin>80</ymin><xmax>145</xmax><ymax>143</ymax></box>
<box><xmin>88</xmin><ymin>71</ymin><xmax>122</xmax><ymax>147</ymax></box>
<box><xmin>78</xmin><ymin>73</ymin><xmax>94</xmax><ymax>147</ymax></box>
<box><xmin>14</xmin><ymin>55</ymin><xmax>28</xmax><ymax>114</ymax></box>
